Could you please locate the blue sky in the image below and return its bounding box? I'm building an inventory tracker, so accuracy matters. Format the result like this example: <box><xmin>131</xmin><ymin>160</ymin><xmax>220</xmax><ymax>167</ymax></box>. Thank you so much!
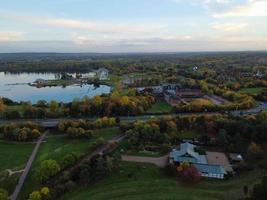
<box><xmin>0</xmin><ymin>0</ymin><xmax>267</xmax><ymax>52</ymax></box>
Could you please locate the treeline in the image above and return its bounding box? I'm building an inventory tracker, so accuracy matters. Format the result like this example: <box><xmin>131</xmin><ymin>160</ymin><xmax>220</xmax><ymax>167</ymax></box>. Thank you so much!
<box><xmin>0</xmin><ymin>122</ymin><xmax>42</xmax><ymax>141</ymax></box>
<box><xmin>0</xmin><ymin>93</ymin><xmax>155</xmax><ymax>119</ymax></box>
<box><xmin>1</xmin><ymin>52</ymin><xmax>266</xmax><ymax>73</ymax></box>
<box><xmin>122</xmin><ymin>112</ymin><xmax>267</xmax><ymax>154</ymax></box>
<box><xmin>57</xmin><ymin>117</ymin><xmax>118</xmax><ymax>139</ymax></box>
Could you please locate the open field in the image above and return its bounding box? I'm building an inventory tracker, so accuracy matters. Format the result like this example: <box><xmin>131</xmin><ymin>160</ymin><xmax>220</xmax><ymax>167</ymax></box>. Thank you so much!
<box><xmin>0</xmin><ymin>140</ymin><xmax>34</xmax><ymax>193</ymax></box>
<box><xmin>146</xmin><ymin>101</ymin><xmax>173</xmax><ymax>113</ymax></box>
<box><xmin>18</xmin><ymin>127</ymin><xmax>120</xmax><ymax>199</ymax></box>
<box><xmin>239</xmin><ymin>87</ymin><xmax>267</xmax><ymax>95</ymax></box>
<box><xmin>61</xmin><ymin>162</ymin><xmax>262</xmax><ymax>200</ymax></box>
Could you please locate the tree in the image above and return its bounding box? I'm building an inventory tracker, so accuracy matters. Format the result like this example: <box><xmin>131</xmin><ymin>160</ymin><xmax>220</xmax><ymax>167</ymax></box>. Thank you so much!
<box><xmin>120</xmin><ymin>96</ymin><xmax>129</xmax><ymax>105</ymax></box>
<box><xmin>28</xmin><ymin>191</ymin><xmax>41</xmax><ymax>200</ymax></box>
<box><xmin>63</xmin><ymin>153</ymin><xmax>78</xmax><ymax>167</ymax></box>
<box><xmin>218</xmin><ymin>129</ymin><xmax>228</xmax><ymax>147</ymax></box>
<box><xmin>259</xmin><ymin>110</ymin><xmax>267</xmax><ymax>121</ymax></box>
<box><xmin>92</xmin><ymin>96</ymin><xmax>102</xmax><ymax>106</ymax></box>
<box><xmin>31</xmin><ymin>129</ymin><xmax>41</xmax><ymax>139</ymax></box>
<box><xmin>49</xmin><ymin>100</ymin><xmax>58</xmax><ymax>113</ymax></box>
<box><xmin>40</xmin><ymin>187</ymin><xmax>50</xmax><ymax>200</ymax></box>
<box><xmin>247</xmin><ymin>142</ymin><xmax>263</xmax><ymax>159</ymax></box>
<box><xmin>0</xmin><ymin>188</ymin><xmax>8</xmax><ymax>200</ymax></box>
<box><xmin>0</xmin><ymin>99</ymin><xmax>6</xmax><ymax>118</ymax></box>
<box><xmin>36</xmin><ymin>159</ymin><xmax>60</xmax><ymax>182</ymax></box>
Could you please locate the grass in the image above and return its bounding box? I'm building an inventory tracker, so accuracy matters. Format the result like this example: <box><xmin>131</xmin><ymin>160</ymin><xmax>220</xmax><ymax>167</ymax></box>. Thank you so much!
<box><xmin>0</xmin><ymin>140</ymin><xmax>34</xmax><ymax>193</ymax></box>
<box><xmin>239</xmin><ymin>87</ymin><xmax>267</xmax><ymax>95</ymax></box>
<box><xmin>18</xmin><ymin>127</ymin><xmax>120</xmax><ymax>200</ymax></box>
<box><xmin>125</xmin><ymin>150</ymin><xmax>163</xmax><ymax>157</ymax></box>
<box><xmin>147</xmin><ymin>101</ymin><xmax>173</xmax><ymax>113</ymax></box>
<box><xmin>61</xmin><ymin>162</ymin><xmax>262</xmax><ymax>200</ymax></box>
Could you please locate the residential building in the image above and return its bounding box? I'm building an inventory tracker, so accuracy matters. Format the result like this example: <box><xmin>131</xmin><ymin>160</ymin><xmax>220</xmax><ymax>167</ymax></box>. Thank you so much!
<box><xmin>169</xmin><ymin>142</ymin><xmax>232</xmax><ymax>179</ymax></box>
<box><xmin>97</xmin><ymin>68</ymin><xmax>109</xmax><ymax>80</ymax></box>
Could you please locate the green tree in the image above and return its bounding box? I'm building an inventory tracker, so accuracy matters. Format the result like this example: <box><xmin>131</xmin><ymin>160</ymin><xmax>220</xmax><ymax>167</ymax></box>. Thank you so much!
<box><xmin>28</xmin><ymin>191</ymin><xmax>41</xmax><ymax>200</ymax></box>
<box><xmin>49</xmin><ymin>100</ymin><xmax>58</xmax><ymax>113</ymax></box>
<box><xmin>36</xmin><ymin>159</ymin><xmax>60</xmax><ymax>182</ymax></box>
<box><xmin>40</xmin><ymin>187</ymin><xmax>50</xmax><ymax>200</ymax></box>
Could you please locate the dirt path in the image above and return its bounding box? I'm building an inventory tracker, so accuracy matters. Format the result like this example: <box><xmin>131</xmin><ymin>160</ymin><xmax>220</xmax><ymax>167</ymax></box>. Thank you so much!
<box><xmin>10</xmin><ymin>131</ymin><xmax>49</xmax><ymax>200</ymax></box>
<box><xmin>6</xmin><ymin>169</ymin><xmax>24</xmax><ymax>177</ymax></box>
<box><xmin>121</xmin><ymin>154</ymin><xmax>169</xmax><ymax>168</ymax></box>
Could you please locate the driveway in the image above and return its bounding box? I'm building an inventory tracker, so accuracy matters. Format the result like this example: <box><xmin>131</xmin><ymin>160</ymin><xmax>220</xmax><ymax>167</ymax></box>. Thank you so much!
<box><xmin>121</xmin><ymin>155</ymin><xmax>169</xmax><ymax>168</ymax></box>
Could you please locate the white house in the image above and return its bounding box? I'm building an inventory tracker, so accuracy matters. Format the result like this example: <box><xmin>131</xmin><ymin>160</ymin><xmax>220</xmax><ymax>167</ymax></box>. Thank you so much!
<box><xmin>97</xmin><ymin>68</ymin><xmax>109</xmax><ymax>80</ymax></box>
<box><xmin>87</xmin><ymin>72</ymin><xmax>97</xmax><ymax>79</ymax></box>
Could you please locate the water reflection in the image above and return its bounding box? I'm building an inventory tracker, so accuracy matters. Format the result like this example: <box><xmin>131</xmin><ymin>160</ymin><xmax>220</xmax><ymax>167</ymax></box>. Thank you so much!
<box><xmin>0</xmin><ymin>72</ymin><xmax>111</xmax><ymax>103</ymax></box>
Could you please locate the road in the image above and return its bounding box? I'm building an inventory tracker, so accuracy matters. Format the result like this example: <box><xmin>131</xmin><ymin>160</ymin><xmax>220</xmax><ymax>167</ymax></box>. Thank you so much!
<box><xmin>10</xmin><ymin>131</ymin><xmax>48</xmax><ymax>200</ymax></box>
<box><xmin>0</xmin><ymin>101</ymin><xmax>266</xmax><ymax>128</ymax></box>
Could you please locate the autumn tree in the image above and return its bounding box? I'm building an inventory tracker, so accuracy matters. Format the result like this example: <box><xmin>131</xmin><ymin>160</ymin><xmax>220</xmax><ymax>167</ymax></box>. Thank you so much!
<box><xmin>247</xmin><ymin>142</ymin><xmax>263</xmax><ymax>159</ymax></box>
<box><xmin>0</xmin><ymin>99</ymin><xmax>6</xmax><ymax>118</ymax></box>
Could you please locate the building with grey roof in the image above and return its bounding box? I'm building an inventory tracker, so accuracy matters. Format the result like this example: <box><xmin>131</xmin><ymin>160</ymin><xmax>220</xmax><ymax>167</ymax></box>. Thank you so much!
<box><xmin>169</xmin><ymin>142</ymin><xmax>230</xmax><ymax>179</ymax></box>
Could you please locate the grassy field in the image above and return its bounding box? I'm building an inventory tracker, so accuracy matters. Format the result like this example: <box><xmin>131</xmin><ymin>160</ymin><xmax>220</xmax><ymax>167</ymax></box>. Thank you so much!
<box><xmin>18</xmin><ymin>127</ymin><xmax>120</xmax><ymax>200</ymax></box>
<box><xmin>239</xmin><ymin>87</ymin><xmax>267</xmax><ymax>95</ymax></box>
<box><xmin>61</xmin><ymin>162</ymin><xmax>261</xmax><ymax>200</ymax></box>
<box><xmin>0</xmin><ymin>140</ymin><xmax>34</xmax><ymax>193</ymax></box>
<box><xmin>147</xmin><ymin>101</ymin><xmax>173</xmax><ymax>113</ymax></box>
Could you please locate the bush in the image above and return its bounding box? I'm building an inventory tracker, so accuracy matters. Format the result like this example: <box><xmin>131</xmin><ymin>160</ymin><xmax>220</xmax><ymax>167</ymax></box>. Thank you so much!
<box><xmin>62</xmin><ymin>153</ymin><xmax>79</xmax><ymax>168</ymax></box>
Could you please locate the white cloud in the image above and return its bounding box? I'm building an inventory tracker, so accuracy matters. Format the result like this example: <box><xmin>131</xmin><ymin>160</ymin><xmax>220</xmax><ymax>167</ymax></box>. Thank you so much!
<box><xmin>0</xmin><ymin>31</ymin><xmax>24</xmax><ymax>42</ymax></box>
<box><xmin>214</xmin><ymin>0</ymin><xmax>267</xmax><ymax>17</ymax></box>
<box><xmin>212</xmin><ymin>23</ymin><xmax>248</xmax><ymax>32</ymax></box>
<box><xmin>1</xmin><ymin>13</ymin><xmax>165</xmax><ymax>34</ymax></box>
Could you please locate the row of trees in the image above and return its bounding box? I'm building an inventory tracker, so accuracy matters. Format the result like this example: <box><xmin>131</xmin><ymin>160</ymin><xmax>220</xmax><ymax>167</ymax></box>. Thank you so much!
<box><xmin>0</xmin><ymin>93</ymin><xmax>155</xmax><ymax>119</ymax></box>
<box><xmin>33</xmin><ymin>155</ymin><xmax>118</xmax><ymax>199</ymax></box>
<box><xmin>1</xmin><ymin>122</ymin><xmax>42</xmax><ymax>141</ymax></box>
<box><xmin>57</xmin><ymin>117</ymin><xmax>118</xmax><ymax>139</ymax></box>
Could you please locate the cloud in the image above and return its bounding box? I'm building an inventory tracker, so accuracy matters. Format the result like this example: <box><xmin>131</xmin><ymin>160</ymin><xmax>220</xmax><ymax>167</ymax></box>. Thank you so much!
<box><xmin>1</xmin><ymin>13</ymin><xmax>165</xmax><ymax>34</ymax></box>
<box><xmin>214</xmin><ymin>0</ymin><xmax>267</xmax><ymax>17</ymax></box>
<box><xmin>212</xmin><ymin>23</ymin><xmax>248</xmax><ymax>32</ymax></box>
<box><xmin>0</xmin><ymin>31</ymin><xmax>24</xmax><ymax>42</ymax></box>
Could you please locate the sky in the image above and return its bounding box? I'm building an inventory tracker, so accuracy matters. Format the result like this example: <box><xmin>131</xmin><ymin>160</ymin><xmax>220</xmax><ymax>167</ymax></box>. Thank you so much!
<box><xmin>0</xmin><ymin>0</ymin><xmax>267</xmax><ymax>53</ymax></box>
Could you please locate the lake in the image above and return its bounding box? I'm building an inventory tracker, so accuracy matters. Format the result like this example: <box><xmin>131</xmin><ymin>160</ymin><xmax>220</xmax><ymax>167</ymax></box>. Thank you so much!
<box><xmin>0</xmin><ymin>72</ymin><xmax>111</xmax><ymax>103</ymax></box>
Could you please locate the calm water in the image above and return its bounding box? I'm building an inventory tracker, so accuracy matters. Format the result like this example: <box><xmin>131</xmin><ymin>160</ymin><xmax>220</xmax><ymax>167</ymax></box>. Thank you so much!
<box><xmin>0</xmin><ymin>72</ymin><xmax>111</xmax><ymax>103</ymax></box>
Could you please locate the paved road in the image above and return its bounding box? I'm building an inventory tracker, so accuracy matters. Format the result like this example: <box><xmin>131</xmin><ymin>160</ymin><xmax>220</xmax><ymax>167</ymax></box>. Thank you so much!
<box><xmin>121</xmin><ymin>155</ymin><xmax>168</xmax><ymax>168</ymax></box>
<box><xmin>0</xmin><ymin>101</ymin><xmax>266</xmax><ymax>128</ymax></box>
<box><xmin>10</xmin><ymin>131</ymin><xmax>48</xmax><ymax>200</ymax></box>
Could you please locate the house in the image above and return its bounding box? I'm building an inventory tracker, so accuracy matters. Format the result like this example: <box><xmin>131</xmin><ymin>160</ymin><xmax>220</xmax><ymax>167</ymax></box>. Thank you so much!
<box><xmin>162</xmin><ymin>84</ymin><xmax>180</xmax><ymax>93</ymax></box>
<box><xmin>122</xmin><ymin>75</ymin><xmax>135</xmax><ymax>86</ymax></box>
<box><xmin>164</xmin><ymin>92</ymin><xmax>184</xmax><ymax>106</ymax></box>
<box><xmin>86</xmin><ymin>72</ymin><xmax>97</xmax><ymax>79</ymax></box>
<box><xmin>97</xmin><ymin>68</ymin><xmax>109</xmax><ymax>80</ymax></box>
<box><xmin>136</xmin><ymin>85</ymin><xmax>163</xmax><ymax>94</ymax></box>
<box><xmin>61</xmin><ymin>73</ymin><xmax>73</xmax><ymax>80</ymax></box>
<box><xmin>169</xmin><ymin>142</ymin><xmax>230</xmax><ymax>179</ymax></box>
